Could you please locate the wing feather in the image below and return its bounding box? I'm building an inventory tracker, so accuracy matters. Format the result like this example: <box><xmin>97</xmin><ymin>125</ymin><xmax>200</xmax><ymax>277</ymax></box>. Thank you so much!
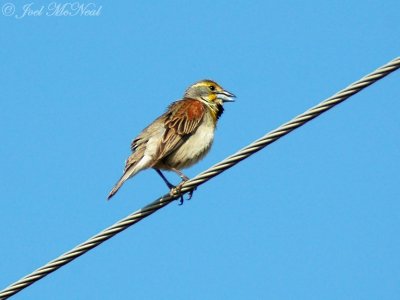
<box><xmin>156</xmin><ymin>99</ymin><xmax>205</xmax><ymax>160</ymax></box>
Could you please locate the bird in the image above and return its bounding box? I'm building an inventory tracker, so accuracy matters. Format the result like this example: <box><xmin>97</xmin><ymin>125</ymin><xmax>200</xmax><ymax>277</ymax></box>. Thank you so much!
<box><xmin>107</xmin><ymin>79</ymin><xmax>235</xmax><ymax>201</ymax></box>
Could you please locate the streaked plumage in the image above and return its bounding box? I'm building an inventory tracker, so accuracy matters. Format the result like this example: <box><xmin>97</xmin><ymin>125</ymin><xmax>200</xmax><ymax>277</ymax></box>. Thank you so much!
<box><xmin>108</xmin><ymin>79</ymin><xmax>235</xmax><ymax>200</ymax></box>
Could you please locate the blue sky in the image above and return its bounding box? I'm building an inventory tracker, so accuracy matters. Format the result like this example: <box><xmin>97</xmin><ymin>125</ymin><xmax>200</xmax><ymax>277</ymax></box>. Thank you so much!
<box><xmin>1</xmin><ymin>1</ymin><xmax>399</xmax><ymax>299</ymax></box>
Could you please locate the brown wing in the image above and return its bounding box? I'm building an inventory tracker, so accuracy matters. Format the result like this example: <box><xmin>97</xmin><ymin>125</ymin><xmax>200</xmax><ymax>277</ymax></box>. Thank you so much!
<box><xmin>155</xmin><ymin>99</ymin><xmax>205</xmax><ymax>160</ymax></box>
<box><xmin>126</xmin><ymin>114</ymin><xmax>165</xmax><ymax>172</ymax></box>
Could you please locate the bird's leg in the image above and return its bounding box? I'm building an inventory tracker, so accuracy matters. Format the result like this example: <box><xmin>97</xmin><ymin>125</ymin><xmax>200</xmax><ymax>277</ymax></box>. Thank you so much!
<box><xmin>170</xmin><ymin>167</ymin><xmax>189</xmax><ymax>181</ymax></box>
<box><xmin>170</xmin><ymin>167</ymin><xmax>196</xmax><ymax>202</ymax></box>
<box><xmin>155</xmin><ymin>169</ymin><xmax>174</xmax><ymax>189</ymax></box>
<box><xmin>155</xmin><ymin>169</ymin><xmax>185</xmax><ymax>204</ymax></box>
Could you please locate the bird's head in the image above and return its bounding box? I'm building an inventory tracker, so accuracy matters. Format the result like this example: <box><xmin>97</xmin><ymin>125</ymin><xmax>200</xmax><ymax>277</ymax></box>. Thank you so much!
<box><xmin>184</xmin><ymin>79</ymin><xmax>236</xmax><ymax>106</ymax></box>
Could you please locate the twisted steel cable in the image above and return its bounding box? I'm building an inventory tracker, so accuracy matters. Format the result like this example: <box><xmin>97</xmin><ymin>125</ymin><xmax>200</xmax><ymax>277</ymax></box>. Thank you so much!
<box><xmin>1</xmin><ymin>57</ymin><xmax>399</xmax><ymax>299</ymax></box>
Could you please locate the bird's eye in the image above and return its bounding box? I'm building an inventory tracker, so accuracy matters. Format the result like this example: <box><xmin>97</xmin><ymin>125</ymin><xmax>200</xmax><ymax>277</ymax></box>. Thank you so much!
<box><xmin>209</xmin><ymin>85</ymin><xmax>216</xmax><ymax>91</ymax></box>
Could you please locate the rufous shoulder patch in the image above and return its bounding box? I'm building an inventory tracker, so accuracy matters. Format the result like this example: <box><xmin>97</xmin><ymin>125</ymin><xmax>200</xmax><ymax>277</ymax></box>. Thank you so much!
<box><xmin>185</xmin><ymin>99</ymin><xmax>205</xmax><ymax>120</ymax></box>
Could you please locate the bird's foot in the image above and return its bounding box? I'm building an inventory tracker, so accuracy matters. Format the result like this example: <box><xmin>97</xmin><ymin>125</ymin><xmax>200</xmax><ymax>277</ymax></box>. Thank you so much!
<box><xmin>169</xmin><ymin>180</ymin><xmax>196</xmax><ymax>205</ymax></box>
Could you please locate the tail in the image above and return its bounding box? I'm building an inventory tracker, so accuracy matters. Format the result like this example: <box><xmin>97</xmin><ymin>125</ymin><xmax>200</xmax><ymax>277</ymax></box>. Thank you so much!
<box><xmin>107</xmin><ymin>177</ymin><xmax>126</xmax><ymax>200</ymax></box>
<box><xmin>108</xmin><ymin>153</ymin><xmax>152</xmax><ymax>200</ymax></box>
<box><xmin>107</xmin><ymin>166</ymin><xmax>139</xmax><ymax>200</ymax></box>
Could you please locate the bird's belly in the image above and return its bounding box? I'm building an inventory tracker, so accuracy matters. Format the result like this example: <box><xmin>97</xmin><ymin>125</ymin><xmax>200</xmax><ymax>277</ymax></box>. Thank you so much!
<box><xmin>164</xmin><ymin>120</ymin><xmax>215</xmax><ymax>169</ymax></box>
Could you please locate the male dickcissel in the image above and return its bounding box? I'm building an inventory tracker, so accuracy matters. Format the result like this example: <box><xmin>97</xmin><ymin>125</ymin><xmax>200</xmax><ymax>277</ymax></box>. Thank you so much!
<box><xmin>108</xmin><ymin>79</ymin><xmax>235</xmax><ymax>200</ymax></box>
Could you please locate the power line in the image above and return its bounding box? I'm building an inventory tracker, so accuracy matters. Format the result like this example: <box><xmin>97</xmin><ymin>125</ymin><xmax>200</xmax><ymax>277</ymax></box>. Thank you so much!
<box><xmin>1</xmin><ymin>57</ymin><xmax>399</xmax><ymax>299</ymax></box>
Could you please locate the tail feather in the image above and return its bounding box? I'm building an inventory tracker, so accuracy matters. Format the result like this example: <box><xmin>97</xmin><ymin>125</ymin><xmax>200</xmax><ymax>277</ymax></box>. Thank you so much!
<box><xmin>108</xmin><ymin>154</ymin><xmax>152</xmax><ymax>200</ymax></box>
<box><xmin>107</xmin><ymin>166</ymin><xmax>138</xmax><ymax>200</ymax></box>
<box><xmin>107</xmin><ymin>178</ymin><xmax>125</xmax><ymax>200</ymax></box>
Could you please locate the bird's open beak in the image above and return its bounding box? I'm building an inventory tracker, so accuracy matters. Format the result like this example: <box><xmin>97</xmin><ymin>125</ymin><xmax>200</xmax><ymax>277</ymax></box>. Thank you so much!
<box><xmin>217</xmin><ymin>90</ymin><xmax>236</xmax><ymax>102</ymax></box>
